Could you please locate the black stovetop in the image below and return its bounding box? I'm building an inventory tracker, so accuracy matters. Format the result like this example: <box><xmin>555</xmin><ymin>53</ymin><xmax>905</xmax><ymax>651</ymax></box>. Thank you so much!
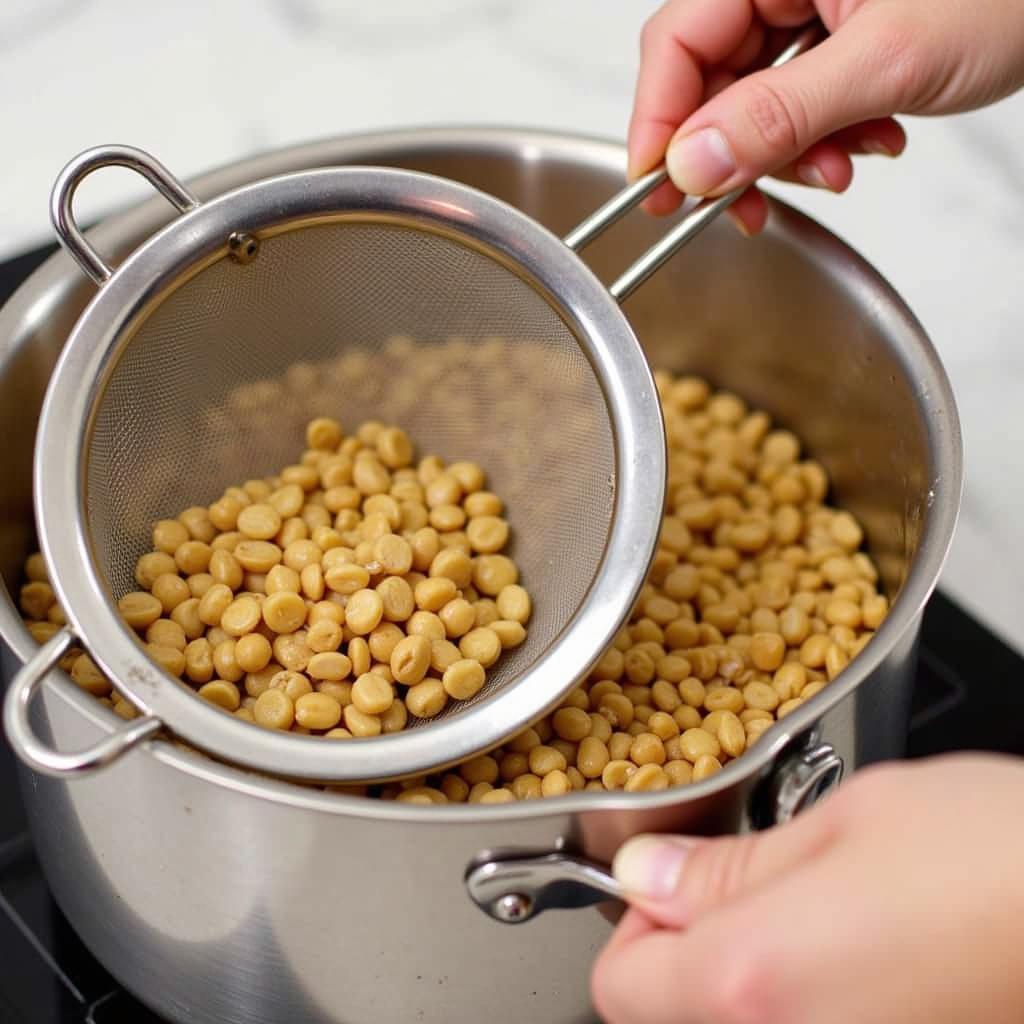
<box><xmin>3</xmin><ymin>244</ymin><xmax>1023</xmax><ymax>1023</ymax></box>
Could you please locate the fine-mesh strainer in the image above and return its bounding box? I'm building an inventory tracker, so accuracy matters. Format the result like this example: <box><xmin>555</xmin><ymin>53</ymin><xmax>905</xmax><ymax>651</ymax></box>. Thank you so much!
<box><xmin>5</xmin><ymin>29</ymin><xmax>821</xmax><ymax>784</ymax></box>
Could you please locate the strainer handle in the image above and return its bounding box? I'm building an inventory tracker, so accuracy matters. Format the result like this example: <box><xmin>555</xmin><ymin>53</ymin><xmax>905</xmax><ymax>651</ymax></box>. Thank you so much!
<box><xmin>50</xmin><ymin>144</ymin><xmax>200</xmax><ymax>286</ymax></box>
<box><xmin>3</xmin><ymin>627</ymin><xmax>161</xmax><ymax>778</ymax></box>
<box><xmin>564</xmin><ymin>22</ymin><xmax>823</xmax><ymax>302</ymax></box>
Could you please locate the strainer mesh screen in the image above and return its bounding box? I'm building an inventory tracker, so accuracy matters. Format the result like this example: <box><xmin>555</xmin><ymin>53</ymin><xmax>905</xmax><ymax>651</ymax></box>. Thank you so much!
<box><xmin>86</xmin><ymin>220</ymin><xmax>616</xmax><ymax>720</ymax></box>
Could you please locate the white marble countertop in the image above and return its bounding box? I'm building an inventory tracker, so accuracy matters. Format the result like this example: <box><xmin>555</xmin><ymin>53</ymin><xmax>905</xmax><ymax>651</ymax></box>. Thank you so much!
<box><xmin>2</xmin><ymin>0</ymin><xmax>1022</xmax><ymax>650</ymax></box>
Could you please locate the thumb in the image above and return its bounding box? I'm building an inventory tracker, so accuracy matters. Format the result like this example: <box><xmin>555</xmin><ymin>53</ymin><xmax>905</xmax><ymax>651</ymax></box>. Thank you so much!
<box><xmin>612</xmin><ymin>807</ymin><xmax>837</xmax><ymax>928</ymax></box>
<box><xmin>665</xmin><ymin>10</ymin><xmax>920</xmax><ymax>196</ymax></box>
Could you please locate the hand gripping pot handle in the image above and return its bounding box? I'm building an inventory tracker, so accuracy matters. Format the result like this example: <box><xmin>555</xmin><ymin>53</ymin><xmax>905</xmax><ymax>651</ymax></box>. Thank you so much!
<box><xmin>3</xmin><ymin>627</ymin><xmax>160</xmax><ymax>777</ymax></box>
<box><xmin>466</xmin><ymin>743</ymin><xmax>843</xmax><ymax>924</ymax></box>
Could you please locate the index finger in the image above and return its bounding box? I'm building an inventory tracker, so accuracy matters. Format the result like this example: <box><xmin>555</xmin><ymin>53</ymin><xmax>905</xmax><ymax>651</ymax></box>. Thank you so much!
<box><xmin>628</xmin><ymin>0</ymin><xmax>758</xmax><ymax>180</ymax></box>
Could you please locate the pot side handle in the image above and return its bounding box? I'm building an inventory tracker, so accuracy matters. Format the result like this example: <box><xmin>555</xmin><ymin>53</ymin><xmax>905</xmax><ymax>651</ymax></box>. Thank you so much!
<box><xmin>465</xmin><ymin>852</ymin><xmax>623</xmax><ymax>925</ymax></box>
<box><xmin>50</xmin><ymin>144</ymin><xmax>200</xmax><ymax>286</ymax></box>
<box><xmin>3</xmin><ymin>627</ymin><xmax>161</xmax><ymax>778</ymax></box>
<box><xmin>466</xmin><ymin>743</ymin><xmax>844</xmax><ymax>924</ymax></box>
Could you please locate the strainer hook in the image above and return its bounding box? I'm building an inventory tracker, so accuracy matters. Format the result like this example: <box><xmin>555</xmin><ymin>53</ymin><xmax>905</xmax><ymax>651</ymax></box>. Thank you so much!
<box><xmin>3</xmin><ymin>627</ymin><xmax>161</xmax><ymax>778</ymax></box>
<box><xmin>50</xmin><ymin>144</ymin><xmax>200</xmax><ymax>286</ymax></box>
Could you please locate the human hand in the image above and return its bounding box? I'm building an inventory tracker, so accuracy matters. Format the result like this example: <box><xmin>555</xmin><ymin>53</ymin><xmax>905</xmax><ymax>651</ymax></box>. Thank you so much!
<box><xmin>592</xmin><ymin>753</ymin><xmax>1024</xmax><ymax>1023</ymax></box>
<box><xmin>630</xmin><ymin>0</ymin><xmax>1024</xmax><ymax>232</ymax></box>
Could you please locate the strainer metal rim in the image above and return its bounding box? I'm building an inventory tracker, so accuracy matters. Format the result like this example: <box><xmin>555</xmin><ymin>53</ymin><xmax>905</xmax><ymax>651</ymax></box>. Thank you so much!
<box><xmin>34</xmin><ymin>164</ymin><xmax>666</xmax><ymax>783</ymax></box>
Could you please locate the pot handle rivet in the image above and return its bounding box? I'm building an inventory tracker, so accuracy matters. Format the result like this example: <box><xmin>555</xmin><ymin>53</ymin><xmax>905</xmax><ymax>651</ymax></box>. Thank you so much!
<box><xmin>50</xmin><ymin>144</ymin><xmax>200</xmax><ymax>286</ymax></box>
<box><xmin>769</xmin><ymin>743</ymin><xmax>845</xmax><ymax>826</ymax></box>
<box><xmin>3</xmin><ymin>627</ymin><xmax>161</xmax><ymax>778</ymax></box>
<box><xmin>465</xmin><ymin>852</ymin><xmax>623</xmax><ymax>924</ymax></box>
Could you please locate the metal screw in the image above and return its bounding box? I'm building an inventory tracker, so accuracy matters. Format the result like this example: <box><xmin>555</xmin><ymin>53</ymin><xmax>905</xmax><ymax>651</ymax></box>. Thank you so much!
<box><xmin>492</xmin><ymin>893</ymin><xmax>532</xmax><ymax>923</ymax></box>
<box><xmin>227</xmin><ymin>231</ymin><xmax>260</xmax><ymax>264</ymax></box>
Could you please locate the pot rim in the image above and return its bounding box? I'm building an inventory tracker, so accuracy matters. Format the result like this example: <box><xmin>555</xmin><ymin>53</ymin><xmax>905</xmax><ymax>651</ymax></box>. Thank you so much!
<box><xmin>0</xmin><ymin>124</ymin><xmax>963</xmax><ymax>822</ymax></box>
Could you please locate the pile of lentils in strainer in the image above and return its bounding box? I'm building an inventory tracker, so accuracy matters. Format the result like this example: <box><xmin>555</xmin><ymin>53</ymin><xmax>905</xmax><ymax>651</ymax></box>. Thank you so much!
<box><xmin>19</xmin><ymin>370</ymin><xmax>888</xmax><ymax>804</ymax></box>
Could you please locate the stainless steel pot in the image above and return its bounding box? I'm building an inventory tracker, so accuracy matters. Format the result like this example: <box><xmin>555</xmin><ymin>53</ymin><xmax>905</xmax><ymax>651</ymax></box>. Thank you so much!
<box><xmin>0</xmin><ymin>127</ymin><xmax>961</xmax><ymax>1024</ymax></box>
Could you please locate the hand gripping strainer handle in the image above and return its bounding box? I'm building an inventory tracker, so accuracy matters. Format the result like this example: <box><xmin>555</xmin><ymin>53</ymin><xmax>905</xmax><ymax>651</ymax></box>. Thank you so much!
<box><xmin>565</xmin><ymin>21</ymin><xmax>822</xmax><ymax>301</ymax></box>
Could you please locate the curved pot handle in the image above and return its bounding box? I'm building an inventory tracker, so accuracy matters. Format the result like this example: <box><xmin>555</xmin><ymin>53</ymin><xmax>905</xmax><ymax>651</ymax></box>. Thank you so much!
<box><xmin>465</xmin><ymin>852</ymin><xmax>623</xmax><ymax>924</ymax></box>
<box><xmin>466</xmin><ymin>743</ymin><xmax>844</xmax><ymax>924</ymax></box>
<box><xmin>3</xmin><ymin>627</ymin><xmax>161</xmax><ymax>778</ymax></box>
<box><xmin>50</xmin><ymin>144</ymin><xmax>200</xmax><ymax>285</ymax></box>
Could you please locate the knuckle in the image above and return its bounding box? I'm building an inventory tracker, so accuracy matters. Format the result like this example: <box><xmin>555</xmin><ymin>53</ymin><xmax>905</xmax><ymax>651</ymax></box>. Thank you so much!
<box><xmin>639</xmin><ymin>0</ymin><xmax>682</xmax><ymax>53</ymax></box>
<box><xmin>706</xmin><ymin>945</ymin><xmax>783</xmax><ymax>1024</ymax></box>
<box><xmin>590</xmin><ymin>950</ymin><xmax>624</xmax><ymax>1024</ymax></box>
<box><xmin>832</xmin><ymin>760</ymin><xmax>902</xmax><ymax>820</ymax></box>
<box><xmin>691</xmin><ymin>835</ymin><xmax>759</xmax><ymax>906</ymax></box>
<box><xmin>638</xmin><ymin>11</ymin><xmax>663</xmax><ymax>52</ymax></box>
<box><xmin>756</xmin><ymin>0</ymin><xmax>815</xmax><ymax>20</ymax></box>
<box><xmin>742</xmin><ymin>77</ymin><xmax>807</xmax><ymax>156</ymax></box>
<box><xmin>874</xmin><ymin>15</ymin><xmax>927</xmax><ymax>105</ymax></box>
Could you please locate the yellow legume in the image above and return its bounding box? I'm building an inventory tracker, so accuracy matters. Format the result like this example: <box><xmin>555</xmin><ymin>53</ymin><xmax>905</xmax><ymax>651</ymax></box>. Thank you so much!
<box><xmin>680</xmin><ymin>728</ymin><xmax>720</xmax><ymax>763</ymax></box>
<box><xmin>376</xmin><ymin>576</ymin><xmax>414</xmax><ymax>623</ymax></box>
<box><xmin>146</xmin><ymin>618</ymin><xmax>187</xmax><ymax>651</ymax></box>
<box><xmin>489</xmin><ymin>619</ymin><xmax>527</xmax><ymax>649</ymax></box>
<box><xmin>540</xmin><ymin>770</ymin><xmax>571</xmax><ymax>797</ymax></box>
<box><xmin>601</xmin><ymin>759</ymin><xmax>637</xmax><ymax>790</ymax></box>
<box><xmin>198</xmin><ymin>583</ymin><xmax>234</xmax><ymax>626</ymax></box>
<box><xmin>458</xmin><ymin>627</ymin><xmax>501</xmax><ymax>668</ymax></box>
<box><xmin>414</xmin><ymin>577</ymin><xmax>457</xmax><ymax>612</ymax></box>
<box><xmin>234</xmin><ymin>540</ymin><xmax>282</xmax><ymax>573</ymax></box>
<box><xmin>692</xmin><ymin>754</ymin><xmax>723</xmax><ymax>781</ymax></box>
<box><xmin>70</xmin><ymin>654</ymin><xmax>110</xmax><ymax>696</ymax></box>
<box><xmin>232</xmin><ymin>634</ymin><xmax>270</xmax><ymax>675</ymax></box>
<box><xmin>624</xmin><ymin>764</ymin><xmax>669</xmax><ymax>792</ymax></box>
<box><xmin>630</xmin><ymin>732</ymin><xmax>666</xmax><ymax>766</ymax></box>
<box><xmin>528</xmin><ymin>745</ymin><xmax>567</xmax><ymax>776</ymax></box>
<box><xmin>351</xmin><ymin>672</ymin><xmax>394</xmax><ymax>715</ymax></box>
<box><xmin>405</xmin><ymin>678</ymin><xmax>448</xmax><ymax>719</ymax></box>
<box><xmin>270</xmin><ymin>670</ymin><xmax>313</xmax><ymax>701</ymax></box>
<box><xmin>150</xmin><ymin>573</ymin><xmax>190</xmax><ymax>614</ymax></box>
<box><xmin>577</xmin><ymin>736</ymin><xmax>610</xmax><ymax>779</ymax></box>
<box><xmin>704</xmin><ymin>686</ymin><xmax>745</xmax><ymax>714</ymax></box>
<box><xmin>220</xmin><ymin>595</ymin><xmax>262</xmax><ymax>637</ymax></box>
<box><xmin>254</xmin><ymin>687</ymin><xmax>294</xmax><ymax>729</ymax></box>
<box><xmin>118</xmin><ymin>591</ymin><xmax>163</xmax><ymax>630</ymax></box>
<box><xmin>294</xmin><ymin>692</ymin><xmax>342</xmax><ymax>730</ymax></box>
<box><xmin>198</xmin><ymin>680</ymin><xmax>241</xmax><ymax>711</ymax></box>
<box><xmin>19</xmin><ymin>582</ymin><xmax>53</xmax><ymax>618</ymax></box>
<box><xmin>343</xmin><ymin>704</ymin><xmax>382</xmax><ymax>737</ymax></box>
<box><xmin>442</xmin><ymin>659</ymin><xmax>486</xmax><ymax>701</ymax></box>
<box><xmin>307</xmin><ymin>651</ymin><xmax>352</xmax><ymax>682</ymax></box>
<box><xmin>345</xmin><ymin>589</ymin><xmax>384</xmax><ymax>635</ymax></box>
<box><xmin>717</xmin><ymin>711</ymin><xmax>746</xmax><ymax>758</ymax></box>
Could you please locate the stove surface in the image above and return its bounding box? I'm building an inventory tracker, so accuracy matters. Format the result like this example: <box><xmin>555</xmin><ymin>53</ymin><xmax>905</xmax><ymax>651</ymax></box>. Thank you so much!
<box><xmin>2</xmin><ymin>246</ymin><xmax>1021</xmax><ymax>1023</ymax></box>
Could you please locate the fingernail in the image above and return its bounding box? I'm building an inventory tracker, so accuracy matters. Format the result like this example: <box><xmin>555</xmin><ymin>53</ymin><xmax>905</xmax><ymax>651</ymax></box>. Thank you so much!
<box><xmin>797</xmin><ymin>163</ymin><xmax>831</xmax><ymax>189</ymax></box>
<box><xmin>666</xmin><ymin>128</ymin><xmax>736</xmax><ymax>195</ymax></box>
<box><xmin>612</xmin><ymin>835</ymin><xmax>694</xmax><ymax>900</ymax></box>
<box><xmin>727</xmin><ymin>208</ymin><xmax>752</xmax><ymax>238</ymax></box>
<box><xmin>861</xmin><ymin>139</ymin><xmax>895</xmax><ymax>157</ymax></box>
